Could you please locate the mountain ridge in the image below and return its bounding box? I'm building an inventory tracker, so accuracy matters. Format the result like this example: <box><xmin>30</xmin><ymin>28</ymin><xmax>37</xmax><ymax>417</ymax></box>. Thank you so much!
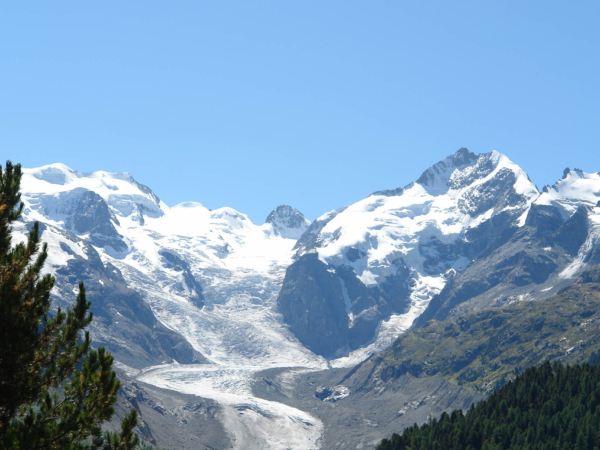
<box><xmin>278</xmin><ymin>148</ymin><xmax>540</xmax><ymax>358</ymax></box>
<box><xmin>16</xmin><ymin>149</ymin><xmax>600</xmax><ymax>450</ymax></box>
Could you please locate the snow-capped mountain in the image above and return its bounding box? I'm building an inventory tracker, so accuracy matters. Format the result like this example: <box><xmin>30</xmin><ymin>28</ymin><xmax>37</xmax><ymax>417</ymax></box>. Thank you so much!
<box><xmin>16</xmin><ymin>151</ymin><xmax>600</xmax><ymax>450</ymax></box>
<box><xmin>412</xmin><ymin>167</ymin><xmax>600</xmax><ymax>330</ymax></box>
<box><xmin>534</xmin><ymin>168</ymin><xmax>600</xmax><ymax>279</ymax></box>
<box><xmin>537</xmin><ymin>168</ymin><xmax>600</xmax><ymax>216</ymax></box>
<box><xmin>278</xmin><ymin>148</ymin><xmax>539</xmax><ymax>358</ymax></box>
<box><xmin>19</xmin><ymin>163</ymin><xmax>325</xmax><ymax>449</ymax></box>
<box><xmin>265</xmin><ymin>205</ymin><xmax>311</xmax><ymax>239</ymax></box>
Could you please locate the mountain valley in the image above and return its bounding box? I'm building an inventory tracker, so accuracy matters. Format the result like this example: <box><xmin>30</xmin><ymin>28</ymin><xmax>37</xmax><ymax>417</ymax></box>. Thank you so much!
<box><xmin>16</xmin><ymin>148</ymin><xmax>600</xmax><ymax>449</ymax></box>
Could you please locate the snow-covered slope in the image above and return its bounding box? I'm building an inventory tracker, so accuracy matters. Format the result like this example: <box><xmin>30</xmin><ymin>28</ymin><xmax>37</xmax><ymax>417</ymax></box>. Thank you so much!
<box><xmin>536</xmin><ymin>168</ymin><xmax>600</xmax><ymax>216</ymax></box>
<box><xmin>21</xmin><ymin>164</ymin><xmax>310</xmax><ymax>304</ymax></box>
<box><xmin>279</xmin><ymin>148</ymin><xmax>540</xmax><ymax>360</ymax></box>
<box><xmin>302</xmin><ymin>149</ymin><xmax>537</xmax><ymax>276</ymax></box>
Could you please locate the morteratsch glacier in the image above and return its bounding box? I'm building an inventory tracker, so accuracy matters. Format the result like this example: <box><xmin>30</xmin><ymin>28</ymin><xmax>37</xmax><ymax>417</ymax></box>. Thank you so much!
<box><xmin>16</xmin><ymin>149</ymin><xmax>600</xmax><ymax>449</ymax></box>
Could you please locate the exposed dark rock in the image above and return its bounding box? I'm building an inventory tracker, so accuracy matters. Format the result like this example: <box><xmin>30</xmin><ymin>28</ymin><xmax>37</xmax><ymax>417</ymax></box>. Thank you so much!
<box><xmin>577</xmin><ymin>264</ymin><xmax>600</xmax><ymax>284</ymax></box>
<box><xmin>171</xmin><ymin>341</ymin><xmax>210</xmax><ymax>364</ymax></box>
<box><xmin>524</xmin><ymin>203</ymin><xmax>564</xmax><ymax>236</ymax></box>
<box><xmin>159</xmin><ymin>249</ymin><xmax>205</xmax><ymax>308</ymax></box>
<box><xmin>48</xmin><ymin>226</ymin><xmax>208</xmax><ymax>368</ymax></box>
<box><xmin>419</xmin><ymin>237</ymin><xmax>462</xmax><ymax>275</ymax></box>
<box><xmin>457</xmin><ymin>168</ymin><xmax>521</xmax><ymax>217</ymax></box>
<box><xmin>277</xmin><ymin>254</ymin><xmax>410</xmax><ymax>357</ymax></box>
<box><xmin>277</xmin><ymin>254</ymin><xmax>349</xmax><ymax>357</ymax></box>
<box><xmin>492</xmin><ymin>251</ymin><xmax>557</xmax><ymax>286</ymax></box>
<box><xmin>344</xmin><ymin>247</ymin><xmax>365</xmax><ymax>263</ymax></box>
<box><xmin>54</xmin><ymin>189</ymin><xmax>128</xmax><ymax>252</ymax></box>
<box><xmin>414</xmin><ymin>214</ymin><xmax>577</xmax><ymax>327</ymax></box>
<box><xmin>464</xmin><ymin>215</ymin><xmax>518</xmax><ymax>261</ymax></box>
<box><xmin>315</xmin><ymin>386</ymin><xmax>333</xmax><ymax>400</ymax></box>
<box><xmin>553</xmin><ymin>205</ymin><xmax>589</xmax><ymax>256</ymax></box>
<box><xmin>266</xmin><ymin>205</ymin><xmax>308</xmax><ymax>229</ymax></box>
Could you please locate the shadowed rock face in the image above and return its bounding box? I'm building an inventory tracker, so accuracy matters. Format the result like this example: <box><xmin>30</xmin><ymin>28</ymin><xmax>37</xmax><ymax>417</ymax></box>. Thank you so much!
<box><xmin>524</xmin><ymin>203</ymin><xmax>564</xmax><ymax>236</ymax></box>
<box><xmin>554</xmin><ymin>205</ymin><xmax>589</xmax><ymax>256</ymax></box>
<box><xmin>159</xmin><ymin>250</ymin><xmax>205</xmax><ymax>309</ymax></box>
<box><xmin>277</xmin><ymin>254</ymin><xmax>349</xmax><ymax>357</ymax></box>
<box><xmin>56</xmin><ymin>189</ymin><xmax>128</xmax><ymax>252</ymax></box>
<box><xmin>277</xmin><ymin>253</ymin><xmax>410</xmax><ymax>357</ymax></box>
<box><xmin>47</xmin><ymin>224</ymin><xmax>208</xmax><ymax>368</ymax></box>
<box><xmin>414</xmin><ymin>202</ymin><xmax>591</xmax><ymax>328</ymax></box>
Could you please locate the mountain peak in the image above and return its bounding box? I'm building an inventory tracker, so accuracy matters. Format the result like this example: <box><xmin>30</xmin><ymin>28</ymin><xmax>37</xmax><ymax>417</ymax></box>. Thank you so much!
<box><xmin>414</xmin><ymin>149</ymin><xmax>537</xmax><ymax>201</ymax></box>
<box><xmin>22</xmin><ymin>163</ymin><xmax>165</xmax><ymax>223</ymax></box>
<box><xmin>26</xmin><ymin>163</ymin><xmax>78</xmax><ymax>185</ymax></box>
<box><xmin>416</xmin><ymin>148</ymin><xmax>479</xmax><ymax>190</ymax></box>
<box><xmin>454</xmin><ymin>146</ymin><xmax>478</xmax><ymax>160</ymax></box>
<box><xmin>265</xmin><ymin>205</ymin><xmax>310</xmax><ymax>239</ymax></box>
<box><xmin>535</xmin><ymin>168</ymin><xmax>600</xmax><ymax>218</ymax></box>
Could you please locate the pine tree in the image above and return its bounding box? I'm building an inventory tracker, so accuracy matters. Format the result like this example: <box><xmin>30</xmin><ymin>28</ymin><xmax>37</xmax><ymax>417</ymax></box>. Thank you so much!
<box><xmin>0</xmin><ymin>161</ymin><xmax>140</xmax><ymax>449</ymax></box>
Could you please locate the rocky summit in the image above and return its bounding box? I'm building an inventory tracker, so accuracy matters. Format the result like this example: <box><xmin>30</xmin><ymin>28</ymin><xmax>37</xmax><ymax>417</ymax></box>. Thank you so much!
<box><xmin>17</xmin><ymin>149</ymin><xmax>600</xmax><ymax>449</ymax></box>
<box><xmin>265</xmin><ymin>204</ymin><xmax>311</xmax><ymax>239</ymax></box>
<box><xmin>278</xmin><ymin>148</ymin><xmax>539</xmax><ymax>358</ymax></box>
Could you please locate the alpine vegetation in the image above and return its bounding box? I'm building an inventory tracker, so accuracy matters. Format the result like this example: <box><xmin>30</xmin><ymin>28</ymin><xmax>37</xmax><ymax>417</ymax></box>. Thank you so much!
<box><xmin>377</xmin><ymin>362</ymin><xmax>600</xmax><ymax>450</ymax></box>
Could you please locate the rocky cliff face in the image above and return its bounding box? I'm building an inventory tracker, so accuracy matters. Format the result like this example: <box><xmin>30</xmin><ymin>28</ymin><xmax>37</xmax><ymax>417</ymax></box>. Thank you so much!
<box><xmin>278</xmin><ymin>149</ymin><xmax>540</xmax><ymax>357</ymax></box>
<box><xmin>415</xmin><ymin>169</ymin><xmax>600</xmax><ymax>327</ymax></box>
<box><xmin>15</xmin><ymin>221</ymin><xmax>207</xmax><ymax>369</ymax></box>
<box><xmin>278</xmin><ymin>254</ymin><xmax>411</xmax><ymax>357</ymax></box>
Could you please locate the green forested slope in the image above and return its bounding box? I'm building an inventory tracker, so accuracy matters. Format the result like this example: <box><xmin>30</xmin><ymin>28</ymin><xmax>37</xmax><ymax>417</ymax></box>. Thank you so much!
<box><xmin>377</xmin><ymin>362</ymin><xmax>600</xmax><ymax>450</ymax></box>
<box><xmin>365</xmin><ymin>266</ymin><xmax>600</xmax><ymax>393</ymax></box>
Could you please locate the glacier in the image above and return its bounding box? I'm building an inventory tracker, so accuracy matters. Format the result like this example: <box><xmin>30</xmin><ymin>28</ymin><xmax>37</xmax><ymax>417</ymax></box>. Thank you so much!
<box><xmin>18</xmin><ymin>149</ymin><xmax>599</xmax><ymax>448</ymax></box>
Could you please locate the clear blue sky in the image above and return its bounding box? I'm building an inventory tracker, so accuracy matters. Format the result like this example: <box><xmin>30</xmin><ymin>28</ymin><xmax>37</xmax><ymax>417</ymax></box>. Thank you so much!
<box><xmin>2</xmin><ymin>1</ymin><xmax>599</xmax><ymax>223</ymax></box>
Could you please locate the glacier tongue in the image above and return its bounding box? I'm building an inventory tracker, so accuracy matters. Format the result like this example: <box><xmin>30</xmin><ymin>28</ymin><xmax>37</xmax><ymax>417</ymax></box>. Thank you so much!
<box><xmin>137</xmin><ymin>364</ymin><xmax>324</xmax><ymax>450</ymax></box>
<box><xmin>21</xmin><ymin>164</ymin><xmax>328</xmax><ymax>449</ymax></box>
